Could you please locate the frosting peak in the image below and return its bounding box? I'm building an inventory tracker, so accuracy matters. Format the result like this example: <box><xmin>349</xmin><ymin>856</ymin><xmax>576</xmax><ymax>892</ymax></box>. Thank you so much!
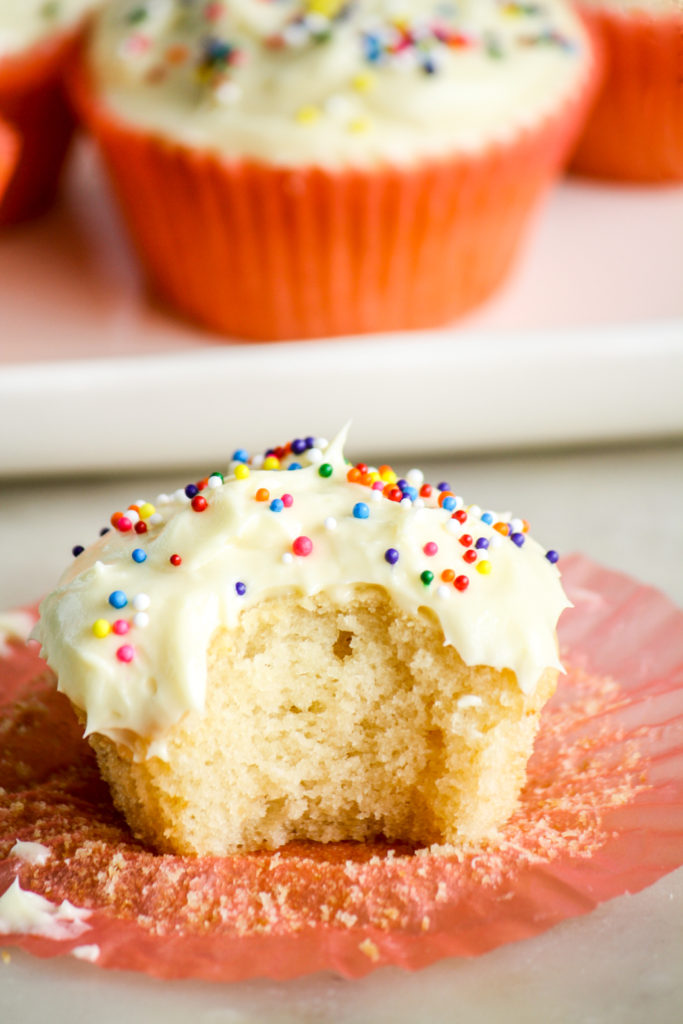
<box><xmin>36</xmin><ymin>431</ymin><xmax>570</xmax><ymax>760</ymax></box>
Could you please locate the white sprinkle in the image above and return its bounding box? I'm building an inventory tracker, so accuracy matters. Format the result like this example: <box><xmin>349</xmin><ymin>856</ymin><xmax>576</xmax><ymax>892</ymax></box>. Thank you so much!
<box><xmin>488</xmin><ymin>534</ymin><xmax>503</xmax><ymax>549</ymax></box>
<box><xmin>436</xmin><ymin>585</ymin><xmax>451</xmax><ymax>600</ymax></box>
<box><xmin>400</xmin><ymin>498</ymin><xmax>412</xmax><ymax>510</ymax></box>
<box><xmin>413</xmin><ymin>498</ymin><xmax>425</xmax><ymax>510</ymax></box>
<box><xmin>133</xmin><ymin>612</ymin><xmax>149</xmax><ymax>629</ymax></box>
<box><xmin>371</xmin><ymin>489</ymin><xmax>383</xmax><ymax>502</ymax></box>
<box><xmin>468</xmin><ymin>504</ymin><xmax>481</xmax><ymax>517</ymax></box>
<box><xmin>9</xmin><ymin>841</ymin><xmax>51</xmax><ymax>866</ymax></box>
<box><xmin>125</xmin><ymin>509</ymin><xmax>140</xmax><ymax>525</ymax></box>
<box><xmin>315</xmin><ymin>437</ymin><xmax>329</xmax><ymax>450</ymax></box>
<box><xmin>307</xmin><ymin>448</ymin><xmax>323</xmax><ymax>465</ymax></box>
<box><xmin>306</xmin><ymin>13</ymin><xmax>330</xmax><ymax>33</ymax></box>
<box><xmin>71</xmin><ymin>944</ymin><xmax>100</xmax><ymax>963</ymax></box>
<box><xmin>324</xmin><ymin>516</ymin><xmax>337</xmax><ymax>530</ymax></box>
<box><xmin>148</xmin><ymin>513</ymin><xmax>163</xmax><ymax>525</ymax></box>
<box><xmin>282</xmin><ymin>552</ymin><xmax>294</xmax><ymax>565</ymax></box>
<box><xmin>251</xmin><ymin>455</ymin><xmax>265</xmax><ymax>470</ymax></box>
<box><xmin>132</xmin><ymin>593</ymin><xmax>150</xmax><ymax>611</ymax></box>
<box><xmin>207</xmin><ymin>475</ymin><xmax>223</xmax><ymax>489</ymax></box>
<box><xmin>510</xmin><ymin>518</ymin><xmax>524</xmax><ymax>533</ymax></box>
<box><xmin>214</xmin><ymin>80</ymin><xmax>241</xmax><ymax>106</ymax></box>
<box><xmin>174</xmin><ymin>488</ymin><xmax>189</xmax><ymax>502</ymax></box>
<box><xmin>406</xmin><ymin>468</ymin><xmax>423</xmax><ymax>486</ymax></box>
<box><xmin>454</xmin><ymin>495</ymin><xmax>464</xmax><ymax>508</ymax></box>
<box><xmin>457</xmin><ymin>694</ymin><xmax>484</xmax><ymax>709</ymax></box>
<box><xmin>156</xmin><ymin>493</ymin><xmax>171</xmax><ymax>505</ymax></box>
<box><xmin>445</xmin><ymin>518</ymin><xmax>460</xmax><ymax>534</ymax></box>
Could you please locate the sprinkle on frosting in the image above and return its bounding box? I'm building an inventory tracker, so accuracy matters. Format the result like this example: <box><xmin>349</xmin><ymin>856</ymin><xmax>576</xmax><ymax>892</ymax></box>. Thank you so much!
<box><xmin>35</xmin><ymin>427</ymin><xmax>570</xmax><ymax>761</ymax></box>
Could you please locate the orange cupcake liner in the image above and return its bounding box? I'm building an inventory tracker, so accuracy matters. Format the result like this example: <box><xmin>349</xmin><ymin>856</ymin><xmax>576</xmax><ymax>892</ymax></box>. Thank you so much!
<box><xmin>0</xmin><ymin>116</ymin><xmax>19</xmax><ymax>201</ymax></box>
<box><xmin>571</xmin><ymin>6</ymin><xmax>683</xmax><ymax>183</ymax></box>
<box><xmin>71</xmin><ymin>53</ymin><xmax>597</xmax><ymax>341</ymax></box>
<box><xmin>0</xmin><ymin>29</ymin><xmax>82</xmax><ymax>225</ymax></box>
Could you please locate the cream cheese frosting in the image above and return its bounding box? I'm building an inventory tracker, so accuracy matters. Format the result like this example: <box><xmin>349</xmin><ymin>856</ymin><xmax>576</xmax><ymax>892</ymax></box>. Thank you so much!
<box><xmin>0</xmin><ymin>1</ymin><xmax>100</xmax><ymax>58</ymax></box>
<box><xmin>36</xmin><ymin>429</ymin><xmax>570</xmax><ymax>762</ymax></box>
<box><xmin>0</xmin><ymin>878</ymin><xmax>91</xmax><ymax>940</ymax></box>
<box><xmin>88</xmin><ymin>0</ymin><xmax>590</xmax><ymax>168</ymax></box>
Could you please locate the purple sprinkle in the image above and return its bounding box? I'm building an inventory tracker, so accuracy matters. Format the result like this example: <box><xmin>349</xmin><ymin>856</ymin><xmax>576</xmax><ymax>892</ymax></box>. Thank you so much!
<box><xmin>235</xmin><ymin>581</ymin><xmax>247</xmax><ymax>596</ymax></box>
<box><xmin>385</xmin><ymin>548</ymin><xmax>399</xmax><ymax>565</ymax></box>
<box><xmin>185</xmin><ymin>484</ymin><xmax>199</xmax><ymax>499</ymax></box>
<box><xmin>291</xmin><ymin>438</ymin><xmax>307</xmax><ymax>455</ymax></box>
<box><xmin>510</xmin><ymin>533</ymin><xmax>525</xmax><ymax>547</ymax></box>
<box><xmin>546</xmin><ymin>550</ymin><xmax>559</xmax><ymax>564</ymax></box>
<box><xmin>437</xmin><ymin>482</ymin><xmax>451</xmax><ymax>492</ymax></box>
<box><xmin>475</xmin><ymin>537</ymin><xmax>489</xmax><ymax>550</ymax></box>
<box><xmin>99</xmin><ymin>527</ymin><xmax>110</xmax><ymax>536</ymax></box>
<box><xmin>305</xmin><ymin>436</ymin><xmax>316</xmax><ymax>449</ymax></box>
<box><xmin>72</xmin><ymin>545</ymin><xmax>84</xmax><ymax>557</ymax></box>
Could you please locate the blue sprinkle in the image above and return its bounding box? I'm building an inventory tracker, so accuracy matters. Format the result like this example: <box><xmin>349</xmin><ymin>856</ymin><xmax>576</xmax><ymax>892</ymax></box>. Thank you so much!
<box><xmin>72</xmin><ymin>545</ymin><xmax>84</xmax><ymax>557</ymax></box>
<box><xmin>353</xmin><ymin>502</ymin><xmax>370</xmax><ymax>519</ymax></box>
<box><xmin>481</xmin><ymin>512</ymin><xmax>494</xmax><ymax>525</ymax></box>
<box><xmin>291</xmin><ymin>438</ymin><xmax>307</xmax><ymax>455</ymax></box>
<box><xmin>269</xmin><ymin>499</ymin><xmax>284</xmax><ymax>513</ymax></box>
<box><xmin>546</xmin><ymin>550</ymin><xmax>559</xmax><ymax>564</ymax></box>
<box><xmin>475</xmin><ymin>537</ymin><xmax>489</xmax><ymax>550</ymax></box>
<box><xmin>185</xmin><ymin>483</ymin><xmax>199</xmax><ymax>499</ymax></box>
<box><xmin>132</xmin><ymin>548</ymin><xmax>147</xmax><ymax>563</ymax></box>
<box><xmin>288</xmin><ymin>462</ymin><xmax>302</xmax><ymax>471</ymax></box>
<box><xmin>305</xmin><ymin>436</ymin><xmax>316</xmax><ymax>449</ymax></box>
<box><xmin>401</xmin><ymin>485</ymin><xmax>418</xmax><ymax>501</ymax></box>
<box><xmin>235</xmin><ymin>581</ymin><xmax>247</xmax><ymax>596</ymax></box>
<box><xmin>232</xmin><ymin>448</ymin><xmax>249</xmax><ymax>463</ymax></box>
<box><xmin>385</xmin><ymin>548</ymin><xmax>399</xmax><ymax>565</ymax></box>
<box><xmin>510</xmin><ymin>533</ymin><xmax>525</xmax><ymax>547</ymax></box>
<box><xmin>441</xmin><ymin>496</ymin><xmax>457</xmax><ymax>512</ymax></box>
<box><xmin>108</xmin><ymin>590</ymin><xmax>127</xmax><ymax>609</ymax></box>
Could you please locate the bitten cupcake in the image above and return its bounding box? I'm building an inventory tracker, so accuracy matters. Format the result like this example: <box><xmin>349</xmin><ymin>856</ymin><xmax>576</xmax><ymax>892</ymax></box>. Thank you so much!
<box><xmin>72</xmin><ymin>0</ymin><xmax>596</xmax><ymax>340</ymax></box>
<box><xmin>571</xmin><ymin>1</ymin><xmax>683</xmax><ymax>182</ymax></box>
<box><xmin>0</xmin><ymin>0</ymin><xmax>102</xmax><ymax>225</ymax></box>
<box><xmin>35</xmin><ymin>428</ymin><xmax>569</xmax><ymax>856</ymax></box>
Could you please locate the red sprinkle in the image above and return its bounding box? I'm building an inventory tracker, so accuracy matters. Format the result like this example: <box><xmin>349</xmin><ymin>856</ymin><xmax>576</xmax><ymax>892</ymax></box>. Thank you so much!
<box><xmin>463</xmin><ymin>549</ymin><xmax>477</xmax><ymax>564</ymax></box>
<box><xmin>116</xmin><ymin>516</ymin><xmax>133</xmax><ymax>533</ymax></box>
<box><xmin>116</xmin><ymin>644</ymin><xmax>135</xmax><ymax>663</ymax></box>
<box><xmin>419</xmin><ymin>484</ymin><xmax>432</xmax><ymax>498</ymax></box>
<box><xmin>454</xmin><ymin>575</ymin><xmax>470</xmax><ymax>591</ymax></box>
<box><xmin>423</xmin><ymin>542</ymin><xmax>438</xmax><ymax>556</ymax></box>
<box><xmin>170</xmin><ymin>554</ymin><xmax>182</xmax><ymax>566</ymax></box>
<box><xmin>134</xmin><ymin>521</ymin><xmax>148</xmax><ymax>535</ymax></box>
<box><xmin>453</xmin><ymin>510</ymin><xmax>468</xmax><ymax>524</ymax></box>
<box><xmin>281</xmin><ymin>493</ymin><xmax>294</xmax><ymax>508</ymax></box>
<box><xmin>292</xmin><ymin>536</ymin><xmax>313</xmax><ymax>557</ymax></box>
<box><xmin>459</xmin><ymin>534</ymin><xmax>473</xmax><ymax>547</ymax></box>
<box><xmin>191</xmin><ymin>495</ymin><xmax>208</xmax><ymax>512</ymax></box>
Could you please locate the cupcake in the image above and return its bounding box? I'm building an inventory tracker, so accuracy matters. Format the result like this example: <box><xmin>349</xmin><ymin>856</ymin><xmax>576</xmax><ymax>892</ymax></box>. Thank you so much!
<box><xmin>0</xmin><ymin>1</ymin><xmax>101</xmax><ymax>225</ymax></box>
<box><xmin>71</xmin><ymin>0</ymin><xmax>596</xmax><ymax>340</ymax></box>
<box><xmin>571</xmin><ymin>1</ymin><xmax>683</xmax><ymax>182</ymax></box>
<box><xmin>35</xmin><ymin>428</ymin><xmax>569</xmax><ymax>856</ymax></box>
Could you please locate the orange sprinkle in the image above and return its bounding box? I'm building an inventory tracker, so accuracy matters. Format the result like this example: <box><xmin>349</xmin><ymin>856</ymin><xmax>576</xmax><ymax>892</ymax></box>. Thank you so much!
<box><xmin>127</xmin><ymin>504</ymin><xmax>140</xmax><ymax>514</ymax></box>
<box><xmin>165</xmin><ymin>44</ymin><xmax>189</xmax><ymax>65</ymax></box>
<box><xmin>110</xmin><ymin>511</ymin><xmax>123</xmax><ymax>526</ymax></box>
<box><xmin>494</xmin><ymin>522</ymin><xmax>509</xmax><ymax>536</ymax></box>
<box><xmin>347</xmin><ymin>468</ymin><xmax>362</xmax><ymax>484</ymax></box>
<box><xmin>438</xmin><ymin>492</ymin><xmax>454</xmax><ymax>508</ymax></box>
<box><xmin>441</xmin><ymin>568</ymin><xmax>455</xmax><ymax>583</ymax></box>
<box><xmin>522</xmin><ymin>519</ymin><xmax>530</xmax><ymax>533</ymax></box>
<box><xmin>360</xmin><ymin>473</ymin><xmax>374</xmax><ymax>487</ymax></box>
<box><xmin>255</xmin><ymin>488</ymin><xmax>270</xmax><ymax>502</ymax></box>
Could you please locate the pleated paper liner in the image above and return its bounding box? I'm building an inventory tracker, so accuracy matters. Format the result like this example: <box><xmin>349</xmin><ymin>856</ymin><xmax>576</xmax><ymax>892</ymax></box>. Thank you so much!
<box><xmin>571</xmin><ymin>7</ymin><xmax>683</xmax><ymax>182</ymax></box>
<box><xmin>69</xmin><ymin>51</ymin><xmax>598</xmax><ymax>342</ymax></box>
<box><xmin>1</xmin><ymin>554</ymin><xmax>682</xmax><ymax>981</ymax></box>
<box><xmin>0</xmin><ymin>28</ymin><xmax>83</xmax><ymax>226</ymax></box>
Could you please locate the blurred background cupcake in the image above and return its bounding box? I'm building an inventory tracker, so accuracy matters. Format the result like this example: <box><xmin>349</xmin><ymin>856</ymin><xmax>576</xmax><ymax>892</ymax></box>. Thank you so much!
<box><xmin>0</xmin><ymin>0</ymin><xmax>101</xmax><ymax>225</ymax></box>
<box><xmin>73</xmin><ymin>0</ymin><xmax>597</xmax><ymax>341</ymax></box>
<box><xmin>571</xmin><ymin>1</ymin><xmax>683</xmax><ymax>182</ymax></box>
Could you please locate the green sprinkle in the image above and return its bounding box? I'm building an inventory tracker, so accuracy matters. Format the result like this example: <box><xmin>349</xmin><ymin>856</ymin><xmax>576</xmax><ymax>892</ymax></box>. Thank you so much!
<box><xmin>420</xmin><ymin>570</ymin><xmax>434</xmax><ymax>586</ymax></box>
<box><xmin>318</xmin><ymin>463</ymin><xmax>333</xmax><ymax>478</ymax></box>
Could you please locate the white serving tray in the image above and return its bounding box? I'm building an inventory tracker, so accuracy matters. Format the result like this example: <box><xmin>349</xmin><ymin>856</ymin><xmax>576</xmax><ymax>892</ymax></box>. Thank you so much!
<box><xmin>0</xmin><ymin>142</ymin><xmax>682</xmax><ymax>477</ymax></box>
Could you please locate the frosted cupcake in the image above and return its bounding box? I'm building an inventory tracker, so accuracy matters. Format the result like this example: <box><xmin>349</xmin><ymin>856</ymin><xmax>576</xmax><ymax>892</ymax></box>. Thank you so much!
<box><xmin>35</xmin><ymin>429</ymin><xmax>569</xmax><ymax>856</ymax></box>
<box><xmin>0</xmin><ymin>0</ymin><xmax>102</xmax><ymax>225</ymax></box>
<box><xmin>571</xmin><ymin>1</ymin><xmax>683</xmax><ymax>182</ymax></box>
<box><xmin>72</xmin><ymin>0</ymin><xmax>596</xmax><ymax>340</ymax></box>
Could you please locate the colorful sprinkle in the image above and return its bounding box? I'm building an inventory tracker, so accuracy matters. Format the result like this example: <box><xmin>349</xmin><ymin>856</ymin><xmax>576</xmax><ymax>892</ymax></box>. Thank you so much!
<box><xmin>72</xmin><ymin>545</ymin><xmax>84</xmax><ymax>557</ymax></box>
<box><xmin>170</xmin><ymin>554</ymin><xmax>182</xmax><ymax>566</ymax></box>
<box><xmin>353</xmin><ymin>502</ymin><xmax>370</xmax><ymax>519</ymax></box>
<box><xmin>132</xmin><ymin>593</ymin><xmax>150</xmax><ymax>611</ymax></box>
<box><xmin>423</xmin><ymin>542</ymin><xmax>438</xmax><ymax>556</ymax></box>
<box><xmin>546</xmin><ymin>550</ymin><xmax>560</xmax><ymax>563</ymax></box>
<box><xmin>318</xmin><ymin>463</ymin><xmax>333</xmax><ymax>478</ymax></box>
<box><xmin>477</xmin><ymin>560</ymin><xmax>492</xmax><ymax>575</ymax></box>
<box><xmin>420</xmin><ymin>570</ymin><xmax>434</xmax><ymax>586</ymax></box>
<box><xmin>292</xmin><ymin>536</ymin><xmax>313</xmax><ymax>557</ymax></box>
<box><xmin>385</xmin><ymin>548</ymin><xmax>399</xmax><ymax>565</ymax></box>
<box><xmin>112</xmin><ymin>619</ymin><xmax>130</xmax><ymax>636</ymax></box>
<box><xmin>255</xmin><ymin>488</ymin><xmax>270</xmax><ymax>502</ymax></box>
<box><xmin>108</xmin><ymin>591</ymin><xmax>127</xmax><ymax>609</ymax></box>
<box><xmin>92</xmin><ymin>619</ymin><xmax>110</xmax><ymax>639</ymax></box>
<box><xmin>116</xmin><ymin>644</ymin><xmax>135</xmax><ymax>663</ymax></box>
<box><xmin>454</xmin><ymin>575</ymin><xmax>470</xmax><ymax>591</ymax></box>
<box><xmin>235</xmin><ymin>581</ymin><xmax>247</xmax><ymax>596</ymax></box>
<box><xmin>269</xmin><ymin>499</ymin><xmax>284</xmax><ymax>513</ymax></box>
<box><xmin>282</xmin><ymin>493</ymin><xmax>294</xmax><ymax>508</ymax></box>
<box><xmin>510</xmin><ymin>532</ymin><xmax>525</xmax><ymax>547</ymax></box>
<box><xmin>234</xmin><ymin>464</ymin><xmax>250</xmax><ymax>480</ymax></box>
<box><xmin>132</xmin><ymin>548</ymin><xmax>147</xmax><ymax>563</ymax></box>
<box><xmin>191</xmin><ymin>495</ymin><xmax>208</xmax><ymax>512</ymax></box>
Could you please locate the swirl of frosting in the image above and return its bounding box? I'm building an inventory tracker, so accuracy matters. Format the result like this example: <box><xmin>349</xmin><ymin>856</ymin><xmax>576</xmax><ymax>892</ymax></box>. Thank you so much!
<box><xmin>35</xmin><ymin>428</ymin><xmax>570</xmax><ymax>761</ymax></box>
<box><xmin>87</xmin><ymin>0</ymin><xmax>590</xmax><ymax>167</ymax></box>
<box><xmin>0</xmin><ymin>1</ymin><xmax>101</xmax><ymax>57</ymax></box>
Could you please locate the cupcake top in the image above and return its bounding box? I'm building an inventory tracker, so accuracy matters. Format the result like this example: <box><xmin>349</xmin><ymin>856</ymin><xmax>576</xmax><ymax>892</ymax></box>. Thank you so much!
<box><xmin>0</xmin><ymin>1</ymin><xmax>100</xmax><ymax>58</ymax></box>
<box><xmin>88</xmin><ymin>0</ymin><xmax>590</xmax><ymax>168</ymax></box>
<box><xmin>36</xmin><ymin>428</ymin><xmax>570</xmax><ymax>761</ymax></box>
<box><xmin>577</xmin><ymin>1</ymin><xmax>682</xmax><ymax>13</ymax></box>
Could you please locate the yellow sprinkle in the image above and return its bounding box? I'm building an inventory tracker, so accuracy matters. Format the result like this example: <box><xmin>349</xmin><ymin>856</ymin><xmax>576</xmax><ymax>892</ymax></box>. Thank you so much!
<box><xmin>92</xmin><ymin>619</ymin><xmax>111</xmax><ymax>638</ymax></box>
<box><xmin>307</xmin><ymin>0</ymin><xmax>342</xmax><ymax>16</ymax></box>
<box><xmin>348</xmin><ymin>116</ymin><xmax>371</xmax><ymax>135</ymax></box>
<box><xmin>379</xmin><ymin>468</ymin><xmax>397</xmax><ymax>484</ymax></box>
<box><xmin>138</xmin><ymin>502</ymin><xmax>156</xmax><ymax>520</ymax></box>
<box><xmin>476</xmin><ymin>560</ymin><xmax>492</xmax><ymax>575</ymax></box>
<box><xmin>351</xmin><ymin>71</ymin><xmax>375</xmax><ymax>93</ymax></box>
<box><xmin>234</xmin><ymin>463</ymin><xmax>250</xmax><ymax>480</ymax></box>
<box><xmin>367</xmin><ymin>471</ymin><xmax>380</xmax><ymax>484</ymax></box>
<box><xmin>295</xmin><ymin>105</ymin><xmax>321</xmax><ymax>125</ymax></box>
<box><xmin>263</xmin><ymin>455</ymin><xmax>281</xmax><ymax>470</ymax></box>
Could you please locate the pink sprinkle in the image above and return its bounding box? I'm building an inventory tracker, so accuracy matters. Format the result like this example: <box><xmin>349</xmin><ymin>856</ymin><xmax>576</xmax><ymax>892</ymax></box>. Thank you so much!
<box><xmin>116</xmin><ymin>516</ymin><xmax>133</xmax><ymax>532</ymax></box>
<box><xmin>112</xmin><ymin>619</ymin><xmax>129</xmax><ymax>636</ymax></box>
<box><xmin>292</xmin><ymin>536</ymin><xmax>313</xmax><ymax>557</ymax></box>
<box><xmin>372</xmin><ymin>481</ymin><xmax>385</xmax><ymax>491</ymax></box>
<box><xmin>282</xmin><ymin>493</ymin><xmax>294</xmax><ymax>508</ymax></box>
<box><xmin>116</xmin><ymin>644</ymin><xmax>135</xmax><ymax>663</ymax></box>
<box><xmin>423</xmin><ymin>542</ymin><xmax>438</xmax><ymax>557</ymax></box>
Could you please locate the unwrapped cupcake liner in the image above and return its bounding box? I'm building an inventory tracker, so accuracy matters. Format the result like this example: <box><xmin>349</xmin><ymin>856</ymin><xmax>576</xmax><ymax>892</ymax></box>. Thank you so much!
<box><xmin>0</xmin><ymin>29</ymin><xmax>81</xmax><ymax>225</ymax></box>
<box><xmin>1</xmin><ymin>554</ymin><xmax>681</xmax><ymax>982</ymax></box>
<box><xmin>70</xmin><ymin>54</ymin><xmax>597</xmax><ymax>341</ymax></box>
<box><xmin>571</xmin><ymin>6</ymin><xmax>683</xmax><ymax>182</ymax></box>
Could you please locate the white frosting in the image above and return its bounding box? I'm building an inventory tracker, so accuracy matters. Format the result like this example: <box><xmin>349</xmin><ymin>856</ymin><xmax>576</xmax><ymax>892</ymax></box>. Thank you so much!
<box><xmin>0</xmin><ymin>878</ymin><xmax>91</xmax><ymax>939</ymax></box>
<box><xmin>89</xmin><ymin>0</ymin><xmax>590</xmax><ymax>168</ymax></box>
<box><xmin>71</xmin><ymin>943</ymin><xmax>101</xmax><ymax>961</ymax></box>
<box><xmin>0</xmin><ymin>610</ymin><xmax>36</xmax><ymax>657</ymax></box>
<box><xmin>9</xmin><ymin>841</ymin><xmax>52</xmax><ymax>867</ymax></box>
<box><xmin>36</xmin><ymin>428</ymin><xmax>569</xmax><ymax>762</ymax></box>
<box><xmin>578</xmin><ymin>1</ymin><xmax>682</xmax><ymax>14</ymax></box>
<box><xmin>0</xmin><ymin>1</ymin><xmax>100</xmax><ymax>58</ymax></box>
